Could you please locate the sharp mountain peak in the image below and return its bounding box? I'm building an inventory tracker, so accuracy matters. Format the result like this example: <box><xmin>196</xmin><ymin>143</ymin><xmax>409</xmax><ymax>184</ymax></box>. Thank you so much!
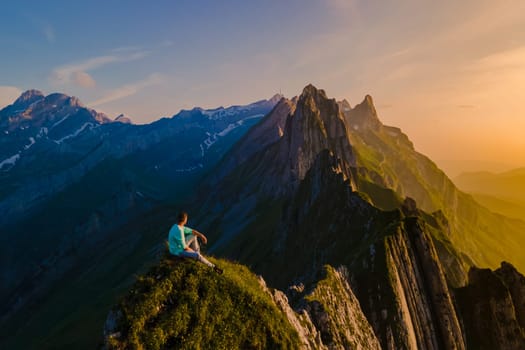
<box><xmin>268</xmin><ymin>93</ymin><xmax>285</xmax><ymax>104</ymax></box>
<box><xmin>338</xmin><ymin>99</ymin><xmax>352</xmax><ymax>112</ymax></box>
<box><xmin>353</xmin><ymin>94</ymin><xmax>378</xmax><ymax>116</ymax></box>
<box><xmin>344</xmin><ymin>93</ymin><xmax>382</xmax><ymax>131</ymax></box>
<box><xmin>12</xmin><ymin>89</ymin><xmax>45</xmax><ymax>109</ymax></box>
<box><xmin>300</xmin><ymin>83</ymin><xmax>329</xmax><ymax>101</ymax></box>
<box><xmin>43</xmin><ymin>92</ymin><xmax>84</xmax><ymax>108</ymax></box>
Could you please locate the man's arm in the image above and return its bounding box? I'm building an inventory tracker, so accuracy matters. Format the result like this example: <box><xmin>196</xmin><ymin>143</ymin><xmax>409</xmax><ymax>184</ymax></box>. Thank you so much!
<box><xmin>180</xmin><ymin>227</ymin><xmax>193</xmax><ymax>252</ymax></box>
<box><xmin>192</xmin><ymin>229</ymin><xmax>208</xmax><ymax>245</ymax></box>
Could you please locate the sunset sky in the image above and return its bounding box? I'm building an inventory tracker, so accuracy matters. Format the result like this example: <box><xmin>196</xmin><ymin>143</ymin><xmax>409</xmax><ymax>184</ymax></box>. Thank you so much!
<box><xmin>1</xmin><ymin>0</ymin><xmax>524</xmax><ymax>175</ymax></box>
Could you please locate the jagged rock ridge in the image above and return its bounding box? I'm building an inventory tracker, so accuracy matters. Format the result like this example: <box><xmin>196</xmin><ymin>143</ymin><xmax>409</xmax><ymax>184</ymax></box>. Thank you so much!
<box><xmin>341</xmin><ymin>92</ymin><xmax>525</xmax><ymax>275</ymax></box>
<box><xmin>102</xmin><ymin>257</ymin><xmax>381</xmax><ymax>350</ymax></box>
<box><xmin>191</xmin><ymin>84</ymin><xmax>525</xmax><ymax>349</ymax></box>
<box><xmin>456</xmin><ymin>262</ymin><xmax>525</xmax><ymax>349</ymax></box>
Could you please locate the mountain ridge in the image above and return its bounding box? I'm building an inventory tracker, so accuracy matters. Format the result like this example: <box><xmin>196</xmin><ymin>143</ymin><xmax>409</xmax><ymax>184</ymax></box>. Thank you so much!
<box><xmin>188</xmin><ymin>83</ymin><xmax>525</xmax><ymax>349</ymax></box>
<box><xmin>3</xmin><ymin>84</ymin><xmax>525</xmax><ymax>349</ymax></box>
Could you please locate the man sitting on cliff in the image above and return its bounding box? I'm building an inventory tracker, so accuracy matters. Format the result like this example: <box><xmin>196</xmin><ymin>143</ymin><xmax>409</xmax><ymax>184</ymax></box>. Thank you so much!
<box><xmin>168</xmin><ymin>211</ymin><xmax>223</xmax><ymax>274</ymax></box>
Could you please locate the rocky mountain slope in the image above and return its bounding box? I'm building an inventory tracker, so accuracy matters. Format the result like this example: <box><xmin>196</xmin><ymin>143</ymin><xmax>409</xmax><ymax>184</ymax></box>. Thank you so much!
<box><xmin>185</xmin><ymin>84</ymin><xmax>525</xmax><ymax>349</ymax></box>
<box><xmin>456</xmin><ymin>262</ymin><xmax>525</xmax><ymax>349</ymax></box>
<box><xmin>105</xmin><ymin>252</ymin><xmax>525</xmax><ymax>349</ymax></box>
<box><xmin>102</xmin><ymin>256</ymin><xmax>381</xmax><ymax>350</ymax></box>
<box><xmin>341</xmin><ymin>96</ymin><xmax>525</xmax><ymax>277</ymax></box>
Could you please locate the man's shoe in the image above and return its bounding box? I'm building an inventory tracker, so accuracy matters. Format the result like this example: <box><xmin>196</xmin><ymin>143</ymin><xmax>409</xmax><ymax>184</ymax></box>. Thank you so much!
<box><xmin>214</xmin><ymin>266</ymin><xmax>223</xmax><ymax>274</ymax></box>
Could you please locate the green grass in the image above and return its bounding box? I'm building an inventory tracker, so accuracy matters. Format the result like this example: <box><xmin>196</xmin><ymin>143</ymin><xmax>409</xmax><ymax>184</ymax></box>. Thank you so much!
<box><xmin>107</xmin><ymin>256</ymin><xmax>300</xmax><ymax>350</ymax></box>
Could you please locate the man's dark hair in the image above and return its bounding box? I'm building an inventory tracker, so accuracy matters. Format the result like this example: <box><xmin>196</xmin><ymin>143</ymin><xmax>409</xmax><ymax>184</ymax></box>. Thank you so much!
<box><xmin>177</xmin><ymin>211</ymin><xmax>188</xmax><ymax>224</ymax></box>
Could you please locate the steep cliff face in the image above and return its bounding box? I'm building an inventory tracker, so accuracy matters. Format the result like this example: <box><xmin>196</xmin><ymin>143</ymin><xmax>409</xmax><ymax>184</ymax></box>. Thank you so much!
<box><xmin>295</xmin><ymin>265</ymin><xmax>382</xmax><ymax>350</ymax></box>
<box><xmin>197</xmin><ymin>141</ymin><xmax>466</xmax><ymax>349</ymax></box>
<box><xmin>342</xmin><ymin>94</ymin><xmax>525</xmax><ymax>275</ymax></box>
<box><xmin>276</xmin><ymin>152</ymin><xmax>466</xmax><ymax>349</ymax></box>
<box><xmin>194</xmin><ymin>85</ymin><xmax>360</xmax><ymax>251</ymax></box>
<box><xmin>195</xmin><ymin>84</ymin><xmax>525</xmax><ymax>349</ymax></box>
<box><xmin>264</xmin><ymin>265</ymin><xmax>382</xmax><ymax>350</ymax></box>
<box><xmin>262</xmin><ymin>283</ymin><xmax>326</xmax><ymax>350</ymax></box>
<box><xmin>279</xmin><ymin>84</ymin><xmax>356</xmax><ymax>189</ymax></box>
<box><xmin>210</xmin><ymin>97</ymin><xmax>296</xmax><ymax>183</ymax></box>
<box><xmin>200</xmin><ymin>84</ymin><xmax>356</xmax><ymax>202</ymax></box>
<box><xmin>496</xmin><ymin>262</ymin><xmax>525</xmax><ymax>330</ymax></box>
<box><xmin>369</xmin><ymin>218</ymin><xmax>465</xmax><ymax>349</ymax></box>
<box><xmin>456</xmin><ymin>263</ymin><xmax>525</xmax><ymax>349</ymax></box>
<box><xmin>345</xmin><ymin>95</ymin><xmax>382</xmax><ymax>132</ymax></box>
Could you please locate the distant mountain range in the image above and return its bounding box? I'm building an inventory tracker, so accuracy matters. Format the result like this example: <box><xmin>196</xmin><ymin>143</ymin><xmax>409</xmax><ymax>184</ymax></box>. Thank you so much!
<box><xmin>2</xmin><ymin>86</ymin><xmax>525</xmax><ymax>349</ymax></box>
<box><xmin>454</xmin><ymin>169</ymin><xmax>525</xmax><ymax>220</ymax></box>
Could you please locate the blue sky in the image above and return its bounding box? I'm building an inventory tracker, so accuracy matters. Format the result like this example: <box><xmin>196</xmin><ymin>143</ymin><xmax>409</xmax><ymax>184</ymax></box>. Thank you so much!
<box><xmin>1</xmin><ymin>1</ymin><xmax>525</xmax><ymax>174</ymax></box>
<box><xmin>0</xmin><ymin>0</ymin><xmax>339</xmax><ymax>117</ymax></box>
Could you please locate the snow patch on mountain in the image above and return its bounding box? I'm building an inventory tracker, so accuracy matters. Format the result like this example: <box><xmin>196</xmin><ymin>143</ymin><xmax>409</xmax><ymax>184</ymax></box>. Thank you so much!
<box><xmin>53</xmin><ymin>122</ymin><xmax>95</xmax><ymax>144</ymax></box>
<box><xmin>50</xmin><ymin>114</ymin><xmax>71</xmax><ymax>130</ymax></box>
<box><xmin>0</xmin><ymin>153</ymin><xmax>20</xmax><ymax>170</ymax></box>
<box><xmin>24</xmin><ymin>137</ymin><xmax>35</xmax><ymax>150</ymax></box>
<box><xmin>217</xmin><ymin>123</ymin><xmax>238</xmax><ymax>137</ymax></box>
<box><xmin>200</xmin><ymin>114</ymin><xmax>264</xmax><ymax>154</ymax></box>
<box><xmin>36</xmin><ymin>127</ymin><xmax>48</xmax><ymax>139</ymax></box>
<box><xmin>200</xmin><ymin>107</ymin><xmax>245</xmax><ymax>120</ymax></box>
<box><xmin>197</xmin><ymin>102</ymin><xmax>264</xmax><ymax>120</ymax></box>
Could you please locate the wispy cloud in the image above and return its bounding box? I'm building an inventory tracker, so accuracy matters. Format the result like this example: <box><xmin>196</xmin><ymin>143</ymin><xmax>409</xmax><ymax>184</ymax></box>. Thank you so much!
<box><xmin>72</xmin><ymin>71</ymin><xmax>96</xmax><ymax>88</ymax></box>
<box><xmin>89</xmin><ymin>73</ymin><xmax>163</xmax><ymax>107</ymax></box>
<box><xmin>43</xmin><ymin>22</ymin><xmax>55</xmax><ymax>43</ymax></box>
<box><xmin>50</xmin><ymin>50</ymin><xmax>149</xmax><ymax>88</ymax></box>
<box><xmin>111</xmin><ymin>46</ymin><xmax>143</xmax><ymax>53</ymax></box>
<box><xmin>26</xmin><ymin>15</ymin><xmax>56</xmax><ymax>44</ymax></box>
<box><xmin>0</xmin><ymin>86</ymin><xmax>23</xmax><ymax>109</ymax></box>
<box><xmin>471</xmin><ymin>45</ymin><xmax>525</xmax><ymax>72</ymax></box>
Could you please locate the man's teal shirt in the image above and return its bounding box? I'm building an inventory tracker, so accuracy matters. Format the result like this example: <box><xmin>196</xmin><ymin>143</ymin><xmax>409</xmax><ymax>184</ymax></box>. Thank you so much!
<box><xmin>168</xmin><ymin>224</ymin><xmax>193</xmax><ymax>255</ymax></box>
